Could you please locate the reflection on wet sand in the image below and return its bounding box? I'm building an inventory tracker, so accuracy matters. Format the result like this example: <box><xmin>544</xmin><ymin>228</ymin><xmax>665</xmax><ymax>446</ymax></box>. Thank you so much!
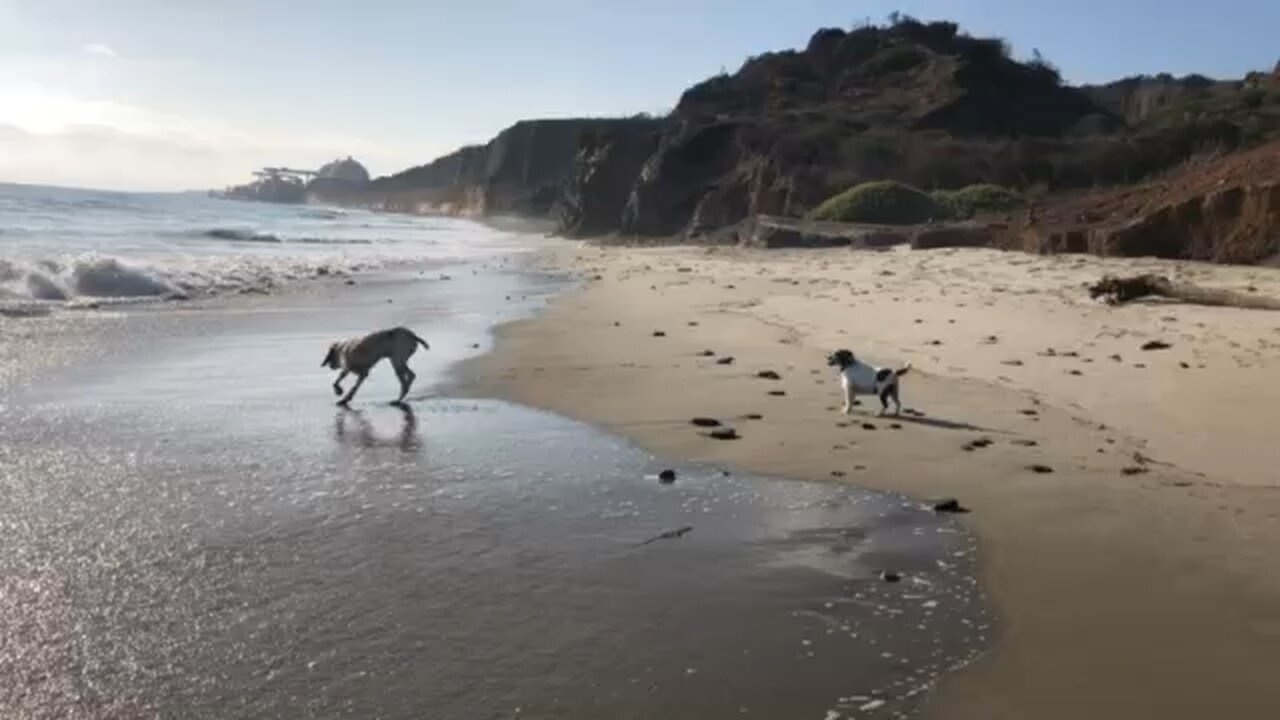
<box><xmin>333</xmin><ymin>403</ymin><xmax>420</xmax><ymax>451</ymax></box>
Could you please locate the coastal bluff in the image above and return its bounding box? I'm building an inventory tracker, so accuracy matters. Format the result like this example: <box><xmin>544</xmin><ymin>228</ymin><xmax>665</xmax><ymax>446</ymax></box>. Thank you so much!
<box><xmin>329</xmin><ymin>19</ymin><xmax>1280</xmax><ymax>264</ymax></box>
<box><xmin>349</xmin><ymin>118</ymin><xmax>663</xmax><ymax>219</ymax></box>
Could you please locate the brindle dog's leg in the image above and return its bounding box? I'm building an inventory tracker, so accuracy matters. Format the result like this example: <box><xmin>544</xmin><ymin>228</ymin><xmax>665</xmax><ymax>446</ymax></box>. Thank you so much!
<box><xmin>391</xmin><ymin>358</ymin><xmax>415</xmax><ymax>403</ymax></box>
<box><xmin>332</xmin><ymin>369</ymin><xmax>349</xmax><ymax>397</ymax></box>
<box><xmin>338</xmin><ymin>372</ymin><xmax>367</xmax><ymax>405</ymax></box>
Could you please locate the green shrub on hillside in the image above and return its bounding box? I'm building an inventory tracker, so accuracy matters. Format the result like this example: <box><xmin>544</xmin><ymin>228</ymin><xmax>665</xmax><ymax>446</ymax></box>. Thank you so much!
<box><xmin>931</xmin><ymin>184</ymin><xmax>1025</xmax><ymax>219</ymax></box>
<box><xmin>809</xmin><ymin>181</ymin><xmax>942</xmax><ymax>224</ymax></box>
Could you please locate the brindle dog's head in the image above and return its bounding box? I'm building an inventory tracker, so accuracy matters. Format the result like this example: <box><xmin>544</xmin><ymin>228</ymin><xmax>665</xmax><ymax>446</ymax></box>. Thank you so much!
<box><xmin>826</xmin><ymin>349</ymin><xmax>856</xmax><ymax>370</ymax></box>
<box><xmin>321</xmin><ymin>343</ymin><xmax>341</xmax><ymax>369</ymax></box>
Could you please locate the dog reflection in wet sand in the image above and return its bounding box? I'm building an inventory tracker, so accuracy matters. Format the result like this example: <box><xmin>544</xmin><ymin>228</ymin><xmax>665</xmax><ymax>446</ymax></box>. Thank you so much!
<box><xmin>322</xmin><ymin>326</ymin><xmax>430</xmax><ymax>405</ymax></box>
<box><xmin>334</xmin><ymin>403</ymin><xmax>420</xmax><ymax>452</ymax></box>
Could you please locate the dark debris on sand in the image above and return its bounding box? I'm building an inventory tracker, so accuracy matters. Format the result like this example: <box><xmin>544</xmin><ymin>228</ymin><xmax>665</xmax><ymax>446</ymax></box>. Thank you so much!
<box><xmin>932</xmin><ymin>498</ymin><xmax>970</xmax><ymax>514</ymax></box>
<box><xmin>704</xmin><ymin>427</ymin><xmax>740</xmax><ymax>440</ymax></box>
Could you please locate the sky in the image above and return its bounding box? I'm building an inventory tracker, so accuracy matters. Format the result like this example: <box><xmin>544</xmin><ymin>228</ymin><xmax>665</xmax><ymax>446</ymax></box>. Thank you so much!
<box><xmin>1</xmin><ymin>0</ymin><xmax>1276</xmax><ymax>191</ymax></box>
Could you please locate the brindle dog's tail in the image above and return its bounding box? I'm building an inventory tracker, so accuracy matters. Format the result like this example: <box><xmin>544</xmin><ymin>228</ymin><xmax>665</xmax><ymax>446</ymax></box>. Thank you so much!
<box><xmin>411</xmin><ymin>330</ymin><xmax>430</xmax><ymax>350</ymax></box>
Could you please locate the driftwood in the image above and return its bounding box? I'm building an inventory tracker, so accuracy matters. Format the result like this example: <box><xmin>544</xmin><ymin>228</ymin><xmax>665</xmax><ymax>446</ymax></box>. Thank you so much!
<box><xmin>1088</xmin><ymin>274</ymin><xmax>1280</xmax><ymax>311</ymax></box>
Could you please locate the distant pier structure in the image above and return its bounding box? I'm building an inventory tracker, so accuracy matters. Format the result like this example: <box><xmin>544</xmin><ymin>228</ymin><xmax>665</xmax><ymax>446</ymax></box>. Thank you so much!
<box><xmin>218</xmin><ymin>157</ymin><xmax>370</xmax><ymax>204</ymax></box>
<box><xmin>253</xmin><ymin>167</ymin><xmax>319</xmax><ymax>181</ymax></box>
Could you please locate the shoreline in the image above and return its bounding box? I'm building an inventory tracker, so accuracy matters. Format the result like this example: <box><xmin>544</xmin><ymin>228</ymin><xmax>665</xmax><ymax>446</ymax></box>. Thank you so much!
<box><xmin>3</xmin><ymin>230</ymin><xmax>991</xmax><ymax>718</ymax></box>
<box><xmin>455</xmin><ymin>242</ymin><xmax>1280</xmax><ymax>718</ymax></box>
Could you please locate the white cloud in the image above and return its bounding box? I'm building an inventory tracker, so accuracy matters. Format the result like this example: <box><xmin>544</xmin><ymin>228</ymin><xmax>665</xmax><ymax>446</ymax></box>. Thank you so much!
<box><xmin>0</xmin><ymin>84</ymin><xmax>153</xmax><ymax>134</ymax></box>
<box><xmin>0</xmin><ymin>73</ymin><xmax>444</xmax><ymax>190</ymax></box>
<box><xmin>82</xmin><ymin>43</ymin><xmax>118</xmax><ymax>58</ymax></box>
<box><xmin>0</xmin><ymin>84</ymin><xmax>419</xmax><ymax>190</ymax></box>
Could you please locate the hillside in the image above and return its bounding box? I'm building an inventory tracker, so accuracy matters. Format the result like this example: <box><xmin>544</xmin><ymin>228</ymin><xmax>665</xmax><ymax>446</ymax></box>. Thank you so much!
<box><xmin>614</xmin><ymin>20</ymin><xmax>1115</xmax><ymax>237</ymax></box>
<box><xmin>340</xmin><ymin>18</ymin><xmax>1280</xmax><ymax>262</ymax></box>
<box><xmin>608</xmin><ymin>20</ymin><xmax>1280</xmax><ymax>240</ymax></box>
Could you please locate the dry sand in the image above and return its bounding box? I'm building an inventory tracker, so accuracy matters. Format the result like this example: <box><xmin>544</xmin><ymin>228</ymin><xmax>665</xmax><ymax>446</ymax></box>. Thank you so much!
<box><xmin>458</xmin><ymin>243</ymin><xmax>1280</xmax><ymax>719</ymax></box>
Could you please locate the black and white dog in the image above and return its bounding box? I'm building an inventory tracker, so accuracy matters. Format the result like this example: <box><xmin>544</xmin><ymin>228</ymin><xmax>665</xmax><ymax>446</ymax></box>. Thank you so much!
<box><xmin>826</xmin><ymin>349</ymin><xmax>911</xmax><ymax>416</ymax></box>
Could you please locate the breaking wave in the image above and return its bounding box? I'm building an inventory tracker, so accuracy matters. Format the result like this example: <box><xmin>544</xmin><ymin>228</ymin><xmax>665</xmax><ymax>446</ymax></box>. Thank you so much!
<box><xmin>0</xmin><ymin>253</ymin><xmax>376</xmax><ymax>305</ymax></box>
<box><xmin>203</xmin><ymin>228</ymin><xmax>282</xmax><ymax>243</ymax></box>
<box><xmin>196</xmin><ymin>228</ymin><xmax>372</xmax><ymax>245</ymax></box>
<box><xmin>0</xmin><ymin>185</ymin><xmax>537</xmax><ymax>313</ymax></box>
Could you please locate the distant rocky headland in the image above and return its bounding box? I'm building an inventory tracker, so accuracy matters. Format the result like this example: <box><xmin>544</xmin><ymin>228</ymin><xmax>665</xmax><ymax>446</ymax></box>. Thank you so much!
<box><xmin>274</xmin><ymin>18</ymin><xmax>1280</xmax><ymax>263</ymax></box>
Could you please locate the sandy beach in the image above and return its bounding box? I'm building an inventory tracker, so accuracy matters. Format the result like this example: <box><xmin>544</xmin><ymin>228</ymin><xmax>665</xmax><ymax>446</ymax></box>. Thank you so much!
<box><xmin>458</xmin><ymin>243</ymin><xmax>1280</xmax><ymax>718</ymax></box>
<box><xmin>2</xmin><ymin>238</ymin><xmax>993</xmax><ymax>718</ymax></box>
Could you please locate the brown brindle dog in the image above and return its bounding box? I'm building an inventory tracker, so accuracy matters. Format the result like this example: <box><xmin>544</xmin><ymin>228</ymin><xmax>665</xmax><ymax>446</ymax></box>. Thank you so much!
<box><xmin>322</xmin><ymin>326</ymin><xmax>430</xmax><ymax>405</ymax></box>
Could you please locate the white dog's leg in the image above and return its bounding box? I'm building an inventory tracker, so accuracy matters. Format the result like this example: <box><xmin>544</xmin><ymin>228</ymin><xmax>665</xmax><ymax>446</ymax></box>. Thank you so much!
<box><xmin>843</xmin><ymin>383</ymin><xmax>855</xmax><ymax>415</ymax></box>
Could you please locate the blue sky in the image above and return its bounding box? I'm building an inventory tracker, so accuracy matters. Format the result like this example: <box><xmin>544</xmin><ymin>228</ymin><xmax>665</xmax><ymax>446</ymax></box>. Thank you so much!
<box><xmin>1</xmin><ymin>0</ymin><xmax>1276</xmax><ymax>190</ymax></box>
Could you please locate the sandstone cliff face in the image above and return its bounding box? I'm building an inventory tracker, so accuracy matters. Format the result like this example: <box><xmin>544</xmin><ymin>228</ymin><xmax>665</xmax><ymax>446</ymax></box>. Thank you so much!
<box><xmin>1008</xmin><ymin>183</ymin><xmax>1280</xmax><ymax>263</ymax></box>
<box><xmin>1001</xmin><ymin>137</ymin><xmax>1280</xmax><ymax>263</ymax></box>
<box><xmin>364</xmin><ymin>119</ymin><xmax>657</xmax><ymax>218</ymax></box>
<box><xmin>554</xmin><ymin>120</ymin><xmax>663</xmax><ymax>237</ymax></box>
<box><xmin>1100</xmin><ymin>183</ymin><xmax>1280</xmax><ymax>262</ymax></box>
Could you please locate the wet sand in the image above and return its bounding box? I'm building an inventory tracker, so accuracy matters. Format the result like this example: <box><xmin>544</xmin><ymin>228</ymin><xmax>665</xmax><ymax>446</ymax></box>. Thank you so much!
<box><xmin>457</xmin><ymin>243</ymin><xmax>1280</xmax><ymax>719</ymax></box>
<box><xmin>1</xmin><ymin>252</ymin><xmax>989</xmax><ymax>718</ymax></box>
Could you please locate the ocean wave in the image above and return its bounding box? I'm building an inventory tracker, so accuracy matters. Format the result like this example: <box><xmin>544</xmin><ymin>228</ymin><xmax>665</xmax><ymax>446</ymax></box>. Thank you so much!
<box><xmin>302</xmin><ymin>209</ymin><xmax>347</xmax><ymax>220</ymax></box>
<box><xmin>195</xmin><ymin>228</ymin><xmax>371</xmax><ymax>245</ymax></box>
<box><xmin>294</xmin><ymin>236</ymin><xmax>373</xmax><ymax>245</ymax></box>
<box><xmin>0</xmin><ymin>256</ymin><xmax>179</xmax><ymax>301</ymax></box>
<box><xmin>0</xmin><ymin>252</ymin><xmax>376</xmax><ymax>305</ymax></box>
<box><xmin>202</xmin><ymin>228</ymin><xmax>283</xmax><ymax>243</ymax></box>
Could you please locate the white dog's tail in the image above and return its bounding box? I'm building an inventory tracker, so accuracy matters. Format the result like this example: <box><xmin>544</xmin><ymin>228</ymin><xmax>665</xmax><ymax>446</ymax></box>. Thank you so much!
<box><xmin>895</xmin><ymin>361</ymin><xmax>912</xmax><ymax>377</ymax></box>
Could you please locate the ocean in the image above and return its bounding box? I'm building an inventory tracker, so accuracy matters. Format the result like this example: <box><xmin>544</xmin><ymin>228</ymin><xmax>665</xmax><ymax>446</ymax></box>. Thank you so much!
<box><xmin>0</xmin><ymin>182</ymin><xmax>529</xmax><ymax>310</ymax></box>
<box><xmin>0</xmin><ymin>183</ymin><xmax>988</xmax><ymax>719</ymax></box>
